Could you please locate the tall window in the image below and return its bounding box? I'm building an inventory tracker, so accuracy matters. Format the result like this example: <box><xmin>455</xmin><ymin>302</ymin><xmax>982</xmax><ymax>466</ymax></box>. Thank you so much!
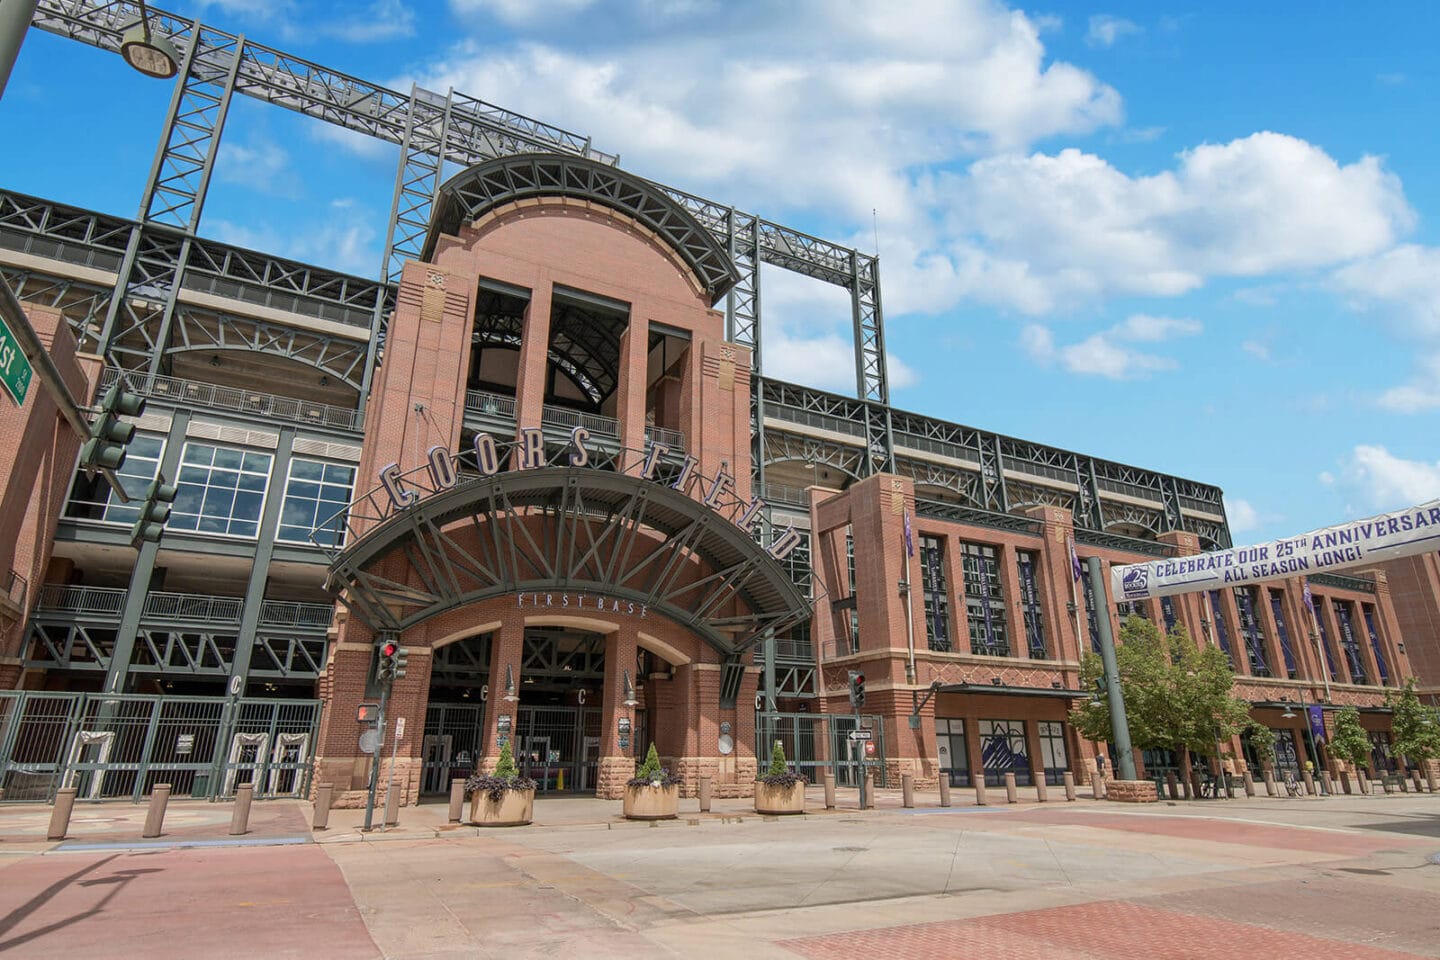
<box><xmin>1234</xmin><ymin>586</ymin><xmax>1270</xmax><ymax>678</ymax></box>
<box><xmin>1037</xmin><ymin>720</ymin><xmax>1069</xmax><ymax>786</ymax></box>
<box><xmin>1160</xmin><ymin>595</ymin><xmax>1177</xmax><ymax>634</ymax></box>
<box><xmin>936</xmin><ymin>718</ymin><xmax>970</xmax><ymax>787</ymax></box>
<box><xmin>1268</xmin><ymin>590</ymin><xmax>1298</xmax><ymax>679</ymax></box>
<box><xmin>979</xmin><ymin>719</ymin><xmax>1031</xmax><ymax>786</ymax></box>
<box><xmin>1307</xmin><ymin>593</ymin><xmax>1340</xmax><ymax>682</ymax></box>
<box><xmin>278</xmin><ymin>458</ymin><xmax>356</xmax><ymax>546</ymax></box>
<box><xmin>1333</xmin><ymin>600</ymin><xmax>1366</xmax><ymax>684</ymax></box>
<box><xmin>845</xmin><ymin>530</ymin><xmax>859</xmax><ymax>654</ymax></box>
<box><xmin>1082</xmin><ymin>574</ymin><xmax>1101</xmax><ymax>654</ymax></box>
<box><xmin>170</xmin><ymin>443</ymin><xmax>273</xmax><ymax>538</ymax></box>
<box><xmin>920</xmin><ymin>535</ymin><xmax>951</xmax><ymax>653</ymax></box>
<box><xmin>1207</xmin><ymin>590</ymin><xmax>1234</xmax><ymax>668</ymax></box>
<box><xmin>1361</xmin><ymin>605</ymin><xmax>1390</xmax><ymax>686</ymax></box>
<box><xmin>961</xmin><ymin>542</ymin><xmax>1008</xmax><ymax>656</ymax></box>
<box><xmin>66</xmin><ymin>435</ymin><xmax>164</xmax><ymax>523</ymax></box>
<box><xmin>1016</xmin><ymin>550</ymin><xmax>1046</xmax><ymax>658</ymax></box>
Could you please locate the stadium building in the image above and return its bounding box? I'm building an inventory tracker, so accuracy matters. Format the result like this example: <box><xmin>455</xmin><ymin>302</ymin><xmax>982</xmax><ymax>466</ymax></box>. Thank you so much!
<box><xmin>0</xmin><ymin>3</ymin><xmax>1423</xmax><ymax>806</ymax></box>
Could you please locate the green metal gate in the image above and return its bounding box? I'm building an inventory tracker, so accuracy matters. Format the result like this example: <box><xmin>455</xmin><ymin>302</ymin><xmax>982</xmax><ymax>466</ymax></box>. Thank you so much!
<box><xmin>756</xmin><ymin>711</ymin><xmax>887</xmax><ymax>788</ymax></box>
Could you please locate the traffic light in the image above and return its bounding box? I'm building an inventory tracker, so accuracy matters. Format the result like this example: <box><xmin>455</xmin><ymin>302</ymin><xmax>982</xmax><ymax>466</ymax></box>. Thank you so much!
<box><xmin>848</xmin><ymin>670</ymin><xmax>866</xmax><ymax>709</ymax></box>
<box><xmin>81</xmin><ymin>383</ymin><xmax>146</xmax><ymax>471</ymax></box>
<box><xmin>129</xmin><ymin>474</ymin><xmax>178</xmax><ymax>549</ymax></box>
<box><xmin>376</xmin><ymin>638</ymin><xmax>401</xmax><ymax>683</ymax></box>
<box><xmin>392</xmin><ymin>645</ymin><xmax>408</xmax><ymax>680</ymax></box>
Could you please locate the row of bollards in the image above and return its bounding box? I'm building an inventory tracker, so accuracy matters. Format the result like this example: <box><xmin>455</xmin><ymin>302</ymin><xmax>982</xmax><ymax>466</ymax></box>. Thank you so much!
<box><xmin>47</xmin><ymin>781</ymin><xmax>259</xmax><ymax>842</ymax></box>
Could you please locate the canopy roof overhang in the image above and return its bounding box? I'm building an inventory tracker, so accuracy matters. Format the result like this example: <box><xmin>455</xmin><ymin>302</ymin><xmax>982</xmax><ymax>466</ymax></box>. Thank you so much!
<box><xmin>326</xmin><ymin>466</ymin><xmax>809</xmax><ymax>656</ymax></box>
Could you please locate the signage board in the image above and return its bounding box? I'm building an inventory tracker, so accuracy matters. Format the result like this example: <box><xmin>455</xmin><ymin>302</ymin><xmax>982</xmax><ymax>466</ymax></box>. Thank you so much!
<box><xmin>0</xmin><ymin>312</ymin><xmax>33</xmax><ymax>406</ymax></box>
<box><xmin>848</xmin><ymin>730</ymin><xmax>873</xmax><ymax>741</ymax></box>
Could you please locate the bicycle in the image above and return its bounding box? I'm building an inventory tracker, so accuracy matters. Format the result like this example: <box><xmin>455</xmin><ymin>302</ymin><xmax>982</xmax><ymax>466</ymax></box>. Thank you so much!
<box><xmin>1283</xmin><ymin>771</ymin><xmax>1302</xmax><ymax>797</ymax></box>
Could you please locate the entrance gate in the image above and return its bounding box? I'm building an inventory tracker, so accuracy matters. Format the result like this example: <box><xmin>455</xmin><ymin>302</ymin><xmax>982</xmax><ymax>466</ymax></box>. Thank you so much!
<box><xmin>514</xmin><ymin>705</ymin><xmax>600</xmax><ymax>793</ymax></box>
<box><xmin>756</xmin><ymin>711</ymin><xmax>887</xmax><ymax>788</ymax></box>
<box><xmin>421</xmin><ymin>702</ymin><xmax>485</xmax><ymax>794</ymax></box>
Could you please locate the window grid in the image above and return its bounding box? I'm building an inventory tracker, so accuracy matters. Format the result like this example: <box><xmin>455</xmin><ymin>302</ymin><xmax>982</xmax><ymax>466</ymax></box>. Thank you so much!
<box><xmin>1361</xmin><ymin>605</ymin><xmax>1390</xmax><ymax>686</ymax></box>
<box><xmin>920</xmin><ymin>535</ymin><xmax>951</xmax><ymax>653</ymax></box>
<box><xmin>1207</xmin><ymin>590</ymin><xmax>1234</xmax><ymax>668</ymax></box>
<box><xmin>1311</xmin><ymin>599</ymin><xmax>1340</xmax><ymax>682</ymax></box>
<box><xmin>100</xmin><ymin>435</ymin><xmax>164</xmax><ymax>524</ymax></box>
<box><xmin>1268</xmin><ymin>590</ymin><xmax>1298</xmax><ymax>679</ymax></box>
<box><xmin>961</xmin><ymin>542</ymin><xmax>1008</xmax><ymax>657</ymax></box>
<box><xmin>1160</xmin><ymin>595</ymin><xmax>1177</xmax><ymax>634</ymax></box>
<box><xmin>170</xmin><ymin>443</ymin><xmax>273</xmax><ymax>539</ymax></box>
<box><xmin>1037</xmin><ymin>720</ymin><xmax>1068</xmax><ymax>786</ymax></box>
<box><xmin>979</xmin><ymin>719</ymin><xmax>1031</xmax><ymax>786</ymax></box>
<box><xmin>1234</xmin><ymin>586</ymin><xmax>1270</xmax><ymax>678</ymax></box>
<box><xmin>1016</xmin><ymin>550</ymin><xmax>1046</xmax><ymax>659</ymax></box>
<box><xmin>278</xmin><ymin>457</ymin><xmax>356</xmax><ymax>546</ymax></box>
<box><xmin>1333</xmin><ymin>600</ymin><xmax>1367</xmax><ymax>684</ymax></box>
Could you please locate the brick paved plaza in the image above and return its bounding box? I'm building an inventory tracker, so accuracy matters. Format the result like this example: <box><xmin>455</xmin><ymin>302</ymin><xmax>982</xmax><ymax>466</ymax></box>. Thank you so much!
<box><xmin>0</xmin><ymin>787</ymin><xmax>1437</xmax><ymax>958</ymax></box>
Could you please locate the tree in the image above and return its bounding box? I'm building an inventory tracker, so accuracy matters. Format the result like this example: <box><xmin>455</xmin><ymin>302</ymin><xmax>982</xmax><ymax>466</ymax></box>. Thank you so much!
<box><xmin>1329</xmin><ymin>706</ymin><xmax>1372</xmax><ymax>773</ymax></box>
<box><xmin>1072</xmin><ymin>616</ymin><xmax>1251</xmax><ymax>771</ymax></box>
<box><xmin>1242</xmin><ymin>721</ymin><xmax>1276</xmax><ymax>770</ymax></box>
<box><xmin>1386</xmin><ymin>679</ymin><xmax>1440</xmax><ymax>770</ymax></box>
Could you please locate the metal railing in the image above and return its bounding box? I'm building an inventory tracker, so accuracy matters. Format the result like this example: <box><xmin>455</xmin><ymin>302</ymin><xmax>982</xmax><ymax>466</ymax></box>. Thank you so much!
<box><xmin>1309</xmin><ymin>572</ymin><xmax>1377</xmax><ymax>594</ymax></box>
<box><xmin>142</xmin><ymin>592</ymin><xmax>243</xmax><ymax>624</ymax></box>
<box><xmin>35</xmin><ymin>583</ymin><xmax>127</xmax><ymax>617</ymax></box>
<box><xmin>757</xmin><ymin>481</ymin><xmax>810</xmax><ymax>507</ymax></box>
<box><xmin>764</xmin><ymin>402</ymin><xmax>866</xmax><ymax>438</ymax></box>
<box><xmin>0</xmin><ymin>691</ymin><xmax>322</xmax><ymax>804</ymax></box>
<box><xmin>644</xmin><ymin>424</ymin><xmax>686</xmax><ymax>451</ymax></box>
<box><xmin>464</xmin><ymin>389</ymin><xmax>683</xmax><ymax>448</ymax></box>
<box><xmin>541</xmin><ymin>403</ymin><xmax>621</xmax><ymax>438</ymax></box>
<box><xmin>464</xmin><ymin>389</ymin><xmax>518</xmax><ymax>421</ymax></box>
<box><xmin>258</xmin><ymin>600</ymin><xmax>335</xmax><ymax>629</ymax></box>
<box><xmin>102</xmin><ymin>368</ymin><xmax>361</xmax><ymax>432</ymax></box>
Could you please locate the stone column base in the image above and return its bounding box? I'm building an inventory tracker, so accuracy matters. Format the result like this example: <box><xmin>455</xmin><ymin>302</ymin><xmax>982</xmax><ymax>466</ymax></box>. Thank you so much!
<box><xmin>1105</xmin><ymin>779</ymin><xmax>1159</xmax><ymax>803</ymax></box>
<box><xmin>317</xmin><ymin>755</ymin><xmax>423</xmax><ymax>808</ymax></box>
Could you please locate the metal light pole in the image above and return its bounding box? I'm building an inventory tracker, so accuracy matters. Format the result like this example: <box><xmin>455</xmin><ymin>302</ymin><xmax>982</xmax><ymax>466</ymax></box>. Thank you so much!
<box><xmin>0</xmin><ymin>0</ymin><xmax>39</xmax><ymax>100</ymax></box>
<box><xmin>1087</xmin><ymin>556</ymin><xmax>1137</xmax><ymax>781</ymax></box>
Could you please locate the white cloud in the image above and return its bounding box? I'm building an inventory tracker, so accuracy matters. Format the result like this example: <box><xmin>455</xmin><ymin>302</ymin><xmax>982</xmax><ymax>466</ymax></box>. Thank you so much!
<box><xmin>210</xmin><ymin>199</ymin><xmax>380</xmax><ymax>276</ymax></box>
<box><xmin>1341</xmin><ymin>445</ymin><xmax>1440</xmax><ymax>509</ymax></box>
<box><xmin>1021</xmin><ymin>314</ymin><xmax>1200</xmax><ymax>379</ymax></box>
<box><xmin>1224</xmin><ymin>496</ymin><xmax>1260</xmax><ymax>533</ymax></box>
<box><xmin>1330</xmin><ymin>245</ymin><xmax>1440</xmax><ymax>411</ymax></box>
<box><xmin>1241</xmin><ymin>340</ymin><xmax>1270</xmax><ymax>361</ymax></box>
<box><xmin>413</xmin><ymin>0</ymin><xmax>1123</xmax><ymax>224</ymax></box>
<box><xmin>322</xmin><ymin>0</ymin><xmax>416</xmax><ymax>42</ymax></box>
<box><xmin>930</xmin><ymin>133</ymin><xmax>1413</xmax><ymax>314</ymax></box>
<box><xmin>451</xmin><ymin>0</ymin><xmax>598</xmax><ymax>25</ymax></box>
<box><xmin>1086</xmin><ymin>14</ymin><xmax>1141</xmax><ymax>48</ymax></box>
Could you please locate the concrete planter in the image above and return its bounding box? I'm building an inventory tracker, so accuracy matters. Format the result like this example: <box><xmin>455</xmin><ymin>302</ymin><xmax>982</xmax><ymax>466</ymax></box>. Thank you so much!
<box><xmin>754</xmin><ymin>781</ymin><xmax>806</xmax><ymax>815</ymax></box>
<box><xmin>469</xmin><ymin>787</ymin><xmax>534</xmax><ymax>826</ymax></box>
<box><xmin>622</xmin><ymin>783</ymin><xmax>679</xmax><ymax>820</ymax></box>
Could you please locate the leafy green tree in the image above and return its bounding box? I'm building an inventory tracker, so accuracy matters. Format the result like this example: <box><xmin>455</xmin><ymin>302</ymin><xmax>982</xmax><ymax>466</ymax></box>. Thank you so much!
<box><xmin>635</xmin><ymin>742</ymin><xmax>664</xmax><ymax>782</ymax></box>
<box><xmin>1242</xmin><ymin>721</ymin><xmax>1276</xmax><ymax>770</ymax></box>
<box><xmin>767</xmin><ymin>742</ymin><xmax>789</xmax><ymax>778</ymax></box>
<box><xmin>1329</xmin><ymin>706</ymin><xmax>1373</xmax><ymax>773</ymax></box>
<box><xmin>493</xmin><ymin>739</ymin><xmax>519</xmax><ymax>779</ymax></box>
<box><xmin>1072</xmin><ymin>616</ymin><xmax>1251</xmax><ymax>770</ymax></box>
<box><xmin>1386</xmin><ymin>679</ymin><xmax>1440</xmax><ymax>770</ymax></box>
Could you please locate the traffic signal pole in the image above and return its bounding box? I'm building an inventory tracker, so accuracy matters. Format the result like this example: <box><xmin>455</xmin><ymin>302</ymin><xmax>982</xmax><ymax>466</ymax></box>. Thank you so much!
<box><xmin>362</xmin><ymin>678</ymin><xmax>390</xmax><ymax>832</ymax></box>
<box><xmin>1086</xmin><ymin>556</ymin><xmax>1137</xmax><ymax>781</ymax></box>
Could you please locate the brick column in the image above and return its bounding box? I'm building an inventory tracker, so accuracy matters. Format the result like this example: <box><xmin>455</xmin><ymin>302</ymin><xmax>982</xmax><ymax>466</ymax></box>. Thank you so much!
<box><xmin>513</xmin><ymin>280</ymin><xmax>553</xmax><ymax>434</ymax></box>
<box><xmin>1028</xmin><ymin>507</ymin><xmax>1080</xmax><ymax>664</ymax></box>
<box><xmin>614</xmin><ymin>306</ymin><xmax>648</xmax><ymax>472</ymax></box>
<box><xmin>1255</xmin><ymin>585</ymin><xmax>1293</xmax><ymax>679</ymax></box>
<box><xmin>481</xmin><ymin>621</ymin><xmax>525</xmax><ymax>760</ymax></box>
<box><xmin>995</xmin><ymin>541</ymin><xmax>1025</xmax><ymax>659</ymax></box>
<box><xmin>949</xmin><ymin>531</ymin><xmax>973</xmax><ymax>654</ymax></box>
<box><xmin>1361</xmin><ymin>571</ymin><xmax>1410</xmax><ymax>685</ymax></box>
<box><xmin>1315</xmin><ymin>593</ymin><xmax>1352</xmax><ymax>684</ymax></box>
<box><xmin>597</xmin><ymin>622</ymin><xmax>638</xmax><ymax>797</ymax></box>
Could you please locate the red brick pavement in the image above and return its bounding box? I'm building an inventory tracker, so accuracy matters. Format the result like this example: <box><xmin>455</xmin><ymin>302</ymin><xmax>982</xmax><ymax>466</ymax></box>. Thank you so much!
<box><xmin>780</xmin><ymin>901</ymin><xmax>1426</xmax><ymax>959</ymax></box>
<box><xmin>0</xmin><ymin>845</ymin><xmax>378</xmax><ymax>959</ymax></box>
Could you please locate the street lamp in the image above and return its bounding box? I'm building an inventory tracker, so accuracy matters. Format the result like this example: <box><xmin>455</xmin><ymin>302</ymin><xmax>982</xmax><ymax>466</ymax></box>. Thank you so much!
<box><xmin>120</xmin><ymin>1</ymin><xmax>180</xmax><ymax>79</ymax></box>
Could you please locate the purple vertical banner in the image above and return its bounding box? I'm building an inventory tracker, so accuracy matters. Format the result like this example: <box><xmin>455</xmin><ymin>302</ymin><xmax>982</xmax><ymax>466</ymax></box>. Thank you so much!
<box><xmin>978</xmin><ymin>553</ymin><xmax>996</xmax><ymax>647</ymax></box>
<box><xmin>1307</xmin><ymin>705</ymin><xmax>1326</xmax><ymax>743</ymax></box>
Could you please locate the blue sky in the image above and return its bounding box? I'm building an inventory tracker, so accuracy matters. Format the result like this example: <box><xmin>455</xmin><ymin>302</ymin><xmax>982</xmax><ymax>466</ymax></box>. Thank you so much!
<box><xmin>2</xmin><ymin>0</ymin><xmax>1438</xmax><ymax>545</ymax></box>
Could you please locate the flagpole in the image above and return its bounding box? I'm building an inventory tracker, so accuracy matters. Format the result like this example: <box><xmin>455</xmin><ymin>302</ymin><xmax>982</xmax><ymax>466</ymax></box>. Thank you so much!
<box><xmin>902</xmin><ymin>508</ymin><xmax>917</xmax><ymax>684</ymax></box>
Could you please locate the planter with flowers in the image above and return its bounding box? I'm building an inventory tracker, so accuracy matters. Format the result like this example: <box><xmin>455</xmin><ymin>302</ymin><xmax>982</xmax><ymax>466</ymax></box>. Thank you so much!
<box><xmin>623</xmin><ymin>743</ymin><xmax>681</xmax><ymax>820</ymax></box>
<box><xmin>466</xmin><ymin>741</ymin><xmax>536</xmax><ymax>827</ymax></box>
<box><xmin>754</xmin><ymin>743</ymin><xmax>807</xmax><ymax>814</ymax></box>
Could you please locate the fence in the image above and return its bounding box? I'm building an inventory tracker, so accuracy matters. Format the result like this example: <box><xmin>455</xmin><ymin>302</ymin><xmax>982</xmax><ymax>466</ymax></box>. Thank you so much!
<box><xmin>756</xmin><ymin>710</ymin><xmax>888</xmax><ymax>788</ymax></box>
<box><xmin>0</xmin><ymin>691</ymin><xmax>322</xmax><ymax>804</ymax></box>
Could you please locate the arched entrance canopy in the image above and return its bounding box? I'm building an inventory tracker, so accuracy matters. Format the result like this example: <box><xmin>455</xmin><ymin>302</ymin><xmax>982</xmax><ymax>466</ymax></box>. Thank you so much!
<box><xmin>423</xmin><ymin>153</ymin><xmax>741</xmax><ymax>306</ymax></box>
<box><xmin>326</xmin><ymin>467</ymin><xmax>809</xmax><ymax>657</ymax></box>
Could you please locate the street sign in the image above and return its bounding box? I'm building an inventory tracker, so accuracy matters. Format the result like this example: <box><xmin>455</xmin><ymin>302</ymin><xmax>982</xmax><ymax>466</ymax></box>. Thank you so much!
<box><xmin>0</xmin><ymin>312</ymin><xmax>32</xmax><ymax>406</ymax></box>
<box><xmin>848</xmin><ymin>730</ymin><xmax>873</xmax><ymax>741</ymax></box>
<box><xmin>394</xmin><ymin>716</ymin><xmax>406</xmax><ymax>740</ymax></box>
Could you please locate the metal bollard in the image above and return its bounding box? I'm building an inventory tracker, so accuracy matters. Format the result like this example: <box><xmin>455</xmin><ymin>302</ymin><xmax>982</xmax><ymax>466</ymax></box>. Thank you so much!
<box><xmin>1004</xmin><ymin>772</ymin><xmax>1017</xmax><ymax>804</ymax></box>
<box><xmin>1035</xmin><ymin>778</ymin><xmax>1047</xmax><ymax>803</ymax></box>
<box><xmin>1302</xmin><ymin>771</ymin><xmax>1316</xmax><ymax>796</ymax></box>
<box><xmin>314</xmin><ymin>782</ymin><xmax>334</xmax><ymax>830</ymax></box>
<box><xmin>938</xmin><ymin>776</ymin><xmax>951</xmax><ymax>807</ymax></box>
<box><xmin>974</xmin><ymin>778</ymin><xmax>987</xmax><ymax>806</ymax></box>
<box><xmin>143</xmin><ymin>783</ymin><xmax>172</xmax><ymax>839</ymax></box>
<box><xmin>384</xmin><ymin>782</ymin><xmax>400</xmax><ymax>826</ymax></box>
<box><xmin>901</xmin><ymin>773</ymin><xmax>914</xmax><ymax>808</ymax></box>
<box><xmin>822</xmin><ymin>772</ymin><xmax>835</xmax><ymax>810</ymax></box>
<box><xmin>448</xmin><ymin>778</ymin><xmax>465</xmax><ymax>823</ymax></box>
<box><xmin>699</xmin><ymin>776</ymin><xmax>713</xmax><ymax>812</ymax></box>
<box><xmin>862</xmin><ymin>772</ymin><xmax>874</xmax><ymax>810</ymax></box>
<box><xmin>1262</xmin><ymin>770</ymin><xmax>1276</xmax><ymax>797</ymax></box>
<box><xmin>230</xmin><ymin>783</ymin><xmax>254</xmax><ymax>836</ymax></box>
<box><xmin>1063</xmin><ymin>771</ymin><xmax>1076</xmax><ymax>801</ymax></box>
<box><xmin>49</xmin><ymin>786</ymin><xmax>78</xmax><ymax>841</ymax></box>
